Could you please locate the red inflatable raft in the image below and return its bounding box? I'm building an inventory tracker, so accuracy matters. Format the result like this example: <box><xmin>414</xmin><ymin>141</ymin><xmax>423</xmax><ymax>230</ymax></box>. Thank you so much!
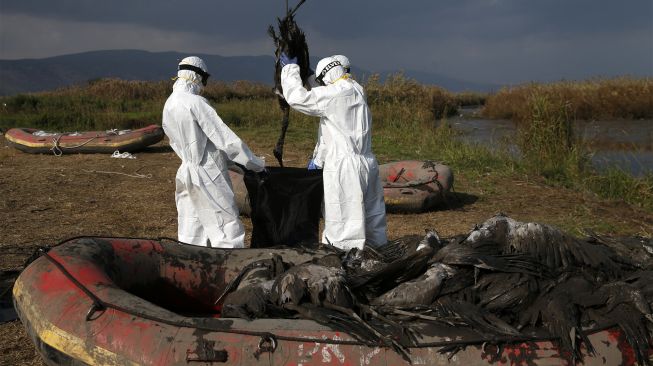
<box><xmin>229</xmin><ymin>160</ymin><xmax>454</xmax><ymax>216</ymax></box>
<box><xmin>14</xmin><ymin>237</ymin><xmax>642</xmax><ymax>366</ymax></box>
<box><xmin>379</xmin><ymin>160</ymin><xmax>453</xmax><ymax>213</ymax></box>
<box><xmin>5</xmin><ymin>125</ymin><xmax>164</xmax><ymax>155</ymax></box>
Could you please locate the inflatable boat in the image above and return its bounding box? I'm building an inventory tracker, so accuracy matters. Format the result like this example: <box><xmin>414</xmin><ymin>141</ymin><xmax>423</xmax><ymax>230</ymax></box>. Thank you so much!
<box><xmin>14</xmin><ymin>237</ymin><xmax>640</xmax><ymax>366</ymax></box>
<box><xmin>5</xmin><ymin>125</ymin><xmax>164</xmax><ymax>155</ymax></box>
<box><xmin>379</xmin><ymin>160</ymin><xmax>453</xmax><ymax>213</ymax></box>
<box><xmin>230</xmin><ymin>160</ymin><xmax>454</xmax><ymax>216</ymax></box>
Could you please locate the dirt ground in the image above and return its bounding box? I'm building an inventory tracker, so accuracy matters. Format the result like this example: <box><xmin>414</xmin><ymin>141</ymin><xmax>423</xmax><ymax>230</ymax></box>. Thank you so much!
<box><xmin>1</xmin><ymin>134</ymin><xmax>652</xmax><ymax>365</ymax></box>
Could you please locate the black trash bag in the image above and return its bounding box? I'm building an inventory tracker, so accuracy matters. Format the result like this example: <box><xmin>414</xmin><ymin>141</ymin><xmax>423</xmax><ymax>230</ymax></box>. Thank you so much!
<box><xmin>243</xmin><ymin>167</ymin><xmax>323</xmax><ymax>248</ymax></box>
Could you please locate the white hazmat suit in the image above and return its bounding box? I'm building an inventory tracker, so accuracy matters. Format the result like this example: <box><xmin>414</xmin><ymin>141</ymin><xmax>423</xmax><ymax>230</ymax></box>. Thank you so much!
<box><xmin>162</xmin><ymin>56</ymin><xmax>265</xmax><ymax>248</ymax></box>
<box><xmin>281</xmin><ymin>57</ymin><xmax>388</xmax><ymax>250</ymax></box>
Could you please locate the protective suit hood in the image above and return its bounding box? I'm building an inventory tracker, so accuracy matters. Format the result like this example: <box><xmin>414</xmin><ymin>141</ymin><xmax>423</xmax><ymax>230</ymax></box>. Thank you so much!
<box><xmin>315</xmin><ymin>57</ymin><xmax>345</xmax><ymax>85</ymax></box>
<box><xmin>176</xmin><ymin>56</ymin><xmax>209</xmax><ymax>93</ymax></box>
<box><xmin>331</xmin><ymin>55</ymin><xmax>351</xmax><ymax>73</ymax></box>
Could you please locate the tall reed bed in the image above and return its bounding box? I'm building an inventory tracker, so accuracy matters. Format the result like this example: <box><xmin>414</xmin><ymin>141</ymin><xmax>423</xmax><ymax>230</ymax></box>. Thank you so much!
<box><xmin>483</xmin><ymin>77</ymin><xmax>653</xmax><ymax>121</ymax></box>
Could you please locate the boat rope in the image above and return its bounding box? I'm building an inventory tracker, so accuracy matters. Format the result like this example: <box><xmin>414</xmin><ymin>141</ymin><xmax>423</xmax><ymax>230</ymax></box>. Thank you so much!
<box><xmin>29</xmin><ymin>238</ymin><xmax>618</xmax><ymax>351</ymax></box>
<box><xmin>82</xmin><ymin>169</ymin><xmax>152</xmax><ymax>179</ymax></box>
<box><xmin>50</xmin><ymin>135</ymin><xmax>99</xmax><ymax>156</ymax></box>
<box><xmin>382</xmin><ymin>175</ymin><xmax>440</xmax><ymax>189</ymax></box>
<box><xmin>392</xmin><ymin>168</ymin><xmax>406</xmax><ymax>183</ymax></box>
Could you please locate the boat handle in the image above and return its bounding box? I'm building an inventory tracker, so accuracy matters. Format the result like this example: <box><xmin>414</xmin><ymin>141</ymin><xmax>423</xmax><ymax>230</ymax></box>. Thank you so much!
<box><xmin>85</xmin><ymin>301</ymin><xmax>106</xmax><ymax>321</ymax></box>
<box><xmin>253</xmin><ymin>334</ymin><xmax>277</xmax><ymax>360</ymax></box>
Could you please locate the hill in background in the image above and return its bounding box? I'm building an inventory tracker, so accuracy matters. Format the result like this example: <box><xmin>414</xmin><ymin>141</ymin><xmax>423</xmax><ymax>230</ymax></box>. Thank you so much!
<box><xmin>0</xmin><ymin>50</ymin><xmax>498</xmax><ymax>96</ymax></box>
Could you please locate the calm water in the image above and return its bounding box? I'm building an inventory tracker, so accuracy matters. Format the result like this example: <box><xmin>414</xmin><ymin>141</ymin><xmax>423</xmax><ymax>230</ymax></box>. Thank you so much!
<box><xmin>451</xmin><ymin>107</ymin><xmax>653</xmax><ymax>177</ymax></box>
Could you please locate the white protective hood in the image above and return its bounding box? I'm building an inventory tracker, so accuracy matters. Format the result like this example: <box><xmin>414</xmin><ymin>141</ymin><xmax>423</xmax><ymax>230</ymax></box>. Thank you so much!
<box><xmin>331</xmin><ymin>55</ymin><xmax>351</xmax><ymax>73</ymax></box>
<box><xmin>315</xmin><ymin>57</ymin><xmax>345</xmax><ymax>85</ymax></box>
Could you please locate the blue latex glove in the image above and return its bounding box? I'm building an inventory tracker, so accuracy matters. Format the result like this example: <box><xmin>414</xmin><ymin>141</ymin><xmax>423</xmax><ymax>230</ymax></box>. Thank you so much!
<box><xmin>280</xmin><ymin>53</ymin><xmax>297</xmax><ymax>67</ymax></box>
<box><xmin>307</xmin><ymin>159</ymin><xmax>320</xmax><ymax>170</ymax></box>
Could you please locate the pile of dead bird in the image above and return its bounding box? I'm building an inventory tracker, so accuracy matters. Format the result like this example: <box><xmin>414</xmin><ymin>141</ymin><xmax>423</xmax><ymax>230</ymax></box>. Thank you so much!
<box><xmin>218</xmin><ymin>214</ymin><xmax>653</xmax><ymax>365</ymax></box>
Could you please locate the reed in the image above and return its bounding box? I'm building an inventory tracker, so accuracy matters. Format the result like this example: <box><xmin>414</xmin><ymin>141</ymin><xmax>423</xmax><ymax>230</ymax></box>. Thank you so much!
<box><xmin>483</xmin><ymin>77</ymin><xmax>653</xmax><ymax>121</ymax></box>
<box><xmin>366</xmin><ymin>73</ymin><xmax>458</xmax><ymax>119</ymax></box>
<box><xmin>452</xmin><ymin>91</ymin><xmax>487</xmax><ymax>107</ymax></box>
<box><xmin>517</xmin><ymin>95</ymin><xmax>584</xmax><ymax>181</ymax></box>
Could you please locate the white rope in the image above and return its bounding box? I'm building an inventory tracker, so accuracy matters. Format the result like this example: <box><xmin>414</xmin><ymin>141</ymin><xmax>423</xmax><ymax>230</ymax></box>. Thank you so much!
<box><xmin>82</xmin><ymin>169</ymin><xmax>152</xmax><ymax>179</ymax></box>
<box><xmin>51</xmin><ymin>134</ymin><xmax>99</xmax><ymax>156</ymax></box>
<box><xmin>111</xmin><ymin>151</ymin><xmax>136</xmax><ymax>159</ymax></box>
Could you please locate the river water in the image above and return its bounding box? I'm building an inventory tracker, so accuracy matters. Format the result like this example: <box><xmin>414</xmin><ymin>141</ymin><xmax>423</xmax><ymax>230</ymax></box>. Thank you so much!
<box><xmin>450</xmin><ymin>107</ymin><xmax>653</xmax><ymax>177</ymax></box>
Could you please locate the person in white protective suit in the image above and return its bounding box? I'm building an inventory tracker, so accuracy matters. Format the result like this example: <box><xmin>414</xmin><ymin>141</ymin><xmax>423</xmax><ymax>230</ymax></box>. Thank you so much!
<box><xmin>280</xmin><ymin>54</ymin><xmax>388</xmax><ymax>250</ymax></box>
<box><xmin>307</xmin><ymin>54</ymin><xmax>352</xmax><ymax>170</ymax></box>
<box><xmin>162</xmin><ymin>56</ymin><xmax>266</xmax><ymax>248</ymax></box>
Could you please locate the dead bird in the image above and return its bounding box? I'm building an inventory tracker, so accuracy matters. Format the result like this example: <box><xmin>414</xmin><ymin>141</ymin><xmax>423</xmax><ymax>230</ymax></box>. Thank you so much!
<box><xmin>584</xmin><ymin>229</ymin><xmax>653</xmax><ymax>270</ymax></box>
<box><xmin>376</xmin><ymin>298</ymin><xmax>521</xmax><ymax>338</ymax></box>
<box><xmin>577</xmin><ymin>279</ymin><xmax>653</xmax><ymax>366</ymax></box>
<box><xmin>437</xmin><ymin>298</ymin><xmax>521</xmax><ymax>337</ymax></box>
<box><xmin>464</xmin><ymin>214</ymin><xmax>621</xmax><ymax>275</ymax></box>
<box><xmin>270</xmin><ymin>261</ymin><xmax>411</xmax><ymax>355</ymax></box>
<box><xmin>518</xmin><ymin>274</ymin><xmax>653</xmax><ymax>365</ymax></box>
<box><xmin>370</xmin><ymin>262</ymin><xmax>455</xmax><ymax>307</ymax></box>
<box><xmin>268</xmin><ymin>0</ymin><xmax>312</xmax><ymax>166</ymax></box>
<box><xmin>341</xmin><ymin>245</ymin><xmax>387</xmax><ymax>276</ymax></box>
<box><xmin>271</xmin><ymin>262</ymin><xmax>352</xmax><ymax>307</ymax></box>
<box><xmin>348</xmin><ymin>230</ymin><xmax>441</xmax><ymax>301</ymax></box>
<box><xmin>518</xmin><ymin>274</ymin><xmax>597</xmax><ymax>364</ymax></box>
<box><xmin>222</xmin><ymin>286</ymin><xmax>271</xmax><ymax>320</ymax></box>
<box><xmin>220</xmin><ymin>255</ymin><xmax>286</xmax><ymax>319</ymax></box>
<box><xmin>375</xmin><ymin>229</ymin><xmax>443</xmax><ymax>263</ymax></box>
<box><xmin>623</xmin><ymin>271</ymin><xmax>653</xmax><ymax>301</ymax></box>
<box><xmin>375</xmin><ymin>234</ymin><xmax>422</xmax><ymax>262</ymax></box>
<box><xmin>431</xmin><ymin>237</ymin><xmax>547</xmax><ymax>277</ymax></box>
<box><xmin>473</xmin><ymin>272</ymin><xmax>541</xmax><ymax>320</ymax></box>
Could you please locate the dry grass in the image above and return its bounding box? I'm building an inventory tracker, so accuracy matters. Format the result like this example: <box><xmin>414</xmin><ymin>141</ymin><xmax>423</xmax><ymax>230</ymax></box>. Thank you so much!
<box><xmin>483</xmin><ymin>77</ymin><xmax>653</xmax><ymax>121</ymax></box>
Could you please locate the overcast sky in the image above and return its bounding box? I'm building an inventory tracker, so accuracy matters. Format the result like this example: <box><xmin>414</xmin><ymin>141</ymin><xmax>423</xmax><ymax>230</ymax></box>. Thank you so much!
<box><xmin>1</xmin><ymin>0</ymin><xmax>651</xmax><ymax>84</ymax></box>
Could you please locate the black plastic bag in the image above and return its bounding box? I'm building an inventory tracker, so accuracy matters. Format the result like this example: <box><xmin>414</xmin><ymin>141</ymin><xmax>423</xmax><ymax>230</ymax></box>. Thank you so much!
<box><xmin>244</xmin><ymin>167</ymin><xmax>323</xmax><ymax>248</ymax></box>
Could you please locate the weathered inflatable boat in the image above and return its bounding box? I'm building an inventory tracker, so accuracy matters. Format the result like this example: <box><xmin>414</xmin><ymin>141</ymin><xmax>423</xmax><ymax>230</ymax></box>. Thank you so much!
<box><xmin>14</xmin><ymin>237</ymin><xmax>641</xmax><ymax>366</ymax></box>
<box><xmin>230</xmin><ymin>160</ymin><xmax>453</xmax><ymax>216</ymax></box>
<box><xmin>379</xmin><ymin>160</ymin><xmax>453</xmax><ymax>213</ymax></box>
<box><xmin>5</xmin><ymin>125</ymin><xmax>164</xmax><ymax>155</ymax></box>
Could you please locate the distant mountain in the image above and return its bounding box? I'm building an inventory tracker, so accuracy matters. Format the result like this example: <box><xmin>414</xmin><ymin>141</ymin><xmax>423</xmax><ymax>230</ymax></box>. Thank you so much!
<box><xmin>393</xmin><ymin>69</ymin><xmax>502</xmax><ymax>93</ymax></box>
<box><xmin>0</xmin><ymin>50</ymin><xmax>498</xmax><ymax>95</ymax></box>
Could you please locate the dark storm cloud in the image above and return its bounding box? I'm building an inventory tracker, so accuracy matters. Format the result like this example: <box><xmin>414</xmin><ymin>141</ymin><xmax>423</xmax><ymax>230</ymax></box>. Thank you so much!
<box><xmin>3</xmin><ymin>0</ymin><xmax>650</xmax><ymax>40</ymax></box>
<box><xmin>0</xmin><ymin>1</ymin><xmax>281</xmax><ymax>41</ymax></box>
<box><xmin>1</xmin><ymin>0</ymin><xmax>651</xmax><ymax>83</ymax></box>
